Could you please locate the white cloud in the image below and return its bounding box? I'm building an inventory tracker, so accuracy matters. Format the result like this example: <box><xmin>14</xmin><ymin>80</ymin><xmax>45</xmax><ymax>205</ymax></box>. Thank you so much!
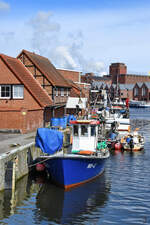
<box><xmin>29</xmin><ymin>11</ymin><xmax>60</xmax><ymax>33</ymax></box>
<box><xmin>1</xmin><ymin>6</ymin><xmax>150</xmax><ymax>74</ymax></box>
<box><xmin>54</xmin><ymin>46</ymin><xmax>78</xmax><ymax>69</ymax></box>
<box><xmin>27</xmin><ymin>11</ymin><xmax>105</xmax><ymax>74</ymax></box>
<box><xmin>0</xmin><ymin>1</ymin><xmax>10</xmax><ymax>11</ymax></box>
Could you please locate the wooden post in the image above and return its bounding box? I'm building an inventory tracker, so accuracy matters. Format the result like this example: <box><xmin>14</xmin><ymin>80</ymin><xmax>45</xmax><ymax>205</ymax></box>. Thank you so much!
<box><xmin>11</xmin><ymin>157</ymin><xmax>17</xmax><ymax>214</ymax></box>
<box><xmin>12</xmin><ymin>158</ymin><xmax>16</xmax><ymax>192</ymax></box>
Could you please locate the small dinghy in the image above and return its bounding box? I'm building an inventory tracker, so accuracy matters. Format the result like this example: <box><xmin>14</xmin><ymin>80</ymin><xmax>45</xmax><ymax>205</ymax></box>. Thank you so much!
<box><xmin>121</xmin><ymin>129</ymin><xmax>144</xmax><ymax>151</ymax></box>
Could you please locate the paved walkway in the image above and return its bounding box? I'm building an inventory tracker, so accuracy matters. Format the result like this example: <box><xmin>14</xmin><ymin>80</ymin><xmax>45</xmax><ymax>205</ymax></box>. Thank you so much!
<box><xmin>0</xmin><ymin>131</ymin><xmax>36</xmax><ymax>155</ymax></box>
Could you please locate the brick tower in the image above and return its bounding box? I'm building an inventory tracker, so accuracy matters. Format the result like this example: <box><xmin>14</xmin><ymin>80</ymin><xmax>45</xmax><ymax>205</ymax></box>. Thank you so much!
<box><xmin>109</xmin><ymin>63</ymin><xmax>127</xmax><ymax>84</ymax></box>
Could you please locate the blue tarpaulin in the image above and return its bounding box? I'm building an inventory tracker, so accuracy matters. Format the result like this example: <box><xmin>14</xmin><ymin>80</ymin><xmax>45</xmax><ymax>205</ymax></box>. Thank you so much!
<box><xmin>35</xmin><ymin>128</ymin><xmax>63</xmax><ymax>154</ymax></box>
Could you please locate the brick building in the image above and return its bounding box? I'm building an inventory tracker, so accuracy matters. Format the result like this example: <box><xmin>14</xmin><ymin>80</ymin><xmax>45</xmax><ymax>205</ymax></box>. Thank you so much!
<box><xmin>109</xmin><ymin>63</ymin><xmax>150</xmax><ymax>84</ymax></box>
<box><xmin>0</xmin><ymin>54</ymin><xmax>52</xmax><ymax>133</ymax></box>
<box><xmin>17</xmin><ymin>50</ymin><xmax>71</xmax><ymax>118</ymax></box>
<box><xmin>90</xmin><ymin>63</ymin><xmax>150</xmax><ymax>102</ymax></box>
<box><xmin>58</xmin><ymin>69</ymin><xmax>91</xmax><ymax>100</ymax></box>
<box><xmin>119</xmin><ymin>84</ymin><xmax>134</xmax><ymax>101</ymax></box>
<box><xmin>133</xmin><ymin>82</ymin><xmax>150</xmax><ymax>101</ymax></box>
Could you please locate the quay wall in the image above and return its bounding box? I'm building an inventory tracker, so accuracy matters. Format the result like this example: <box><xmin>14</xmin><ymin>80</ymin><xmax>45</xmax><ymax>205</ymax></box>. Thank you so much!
<box><xmin>0</xmin><ymin>142</ymin><xmax>41</xmax><ymax>192</ymax></box>
<box><xmin>0</xmin><ymin>127</ymin><xmax>71</xmax><ymax>192</ymax></box>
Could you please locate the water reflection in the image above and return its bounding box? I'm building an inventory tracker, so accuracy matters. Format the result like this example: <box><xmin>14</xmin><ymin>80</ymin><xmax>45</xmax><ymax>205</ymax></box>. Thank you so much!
<box><xmin>0</xmin><ymin>172</ymin><xmax>110</xmax><ymax>225</ymax></box>
<box><xmin>36</xmin><ymin>174</ymin><xmax>110</xmax><ymax>225</ymax></box>
<box><xmin>0</xmin><ymin>175</ymin><xmax>40</xmax><ymax>221</ymax></box>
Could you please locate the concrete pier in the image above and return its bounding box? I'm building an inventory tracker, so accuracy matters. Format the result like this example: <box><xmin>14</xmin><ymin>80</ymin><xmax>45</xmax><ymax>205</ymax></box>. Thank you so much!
<box><xmin>0</xmin><ymin>142</ymin><xmax>41</xmax><ymax>191</ymax></box>
<box><xmin>0</xmin><ymin>127</ymin><xmax>71</xmax><ymax>192</ymax></box>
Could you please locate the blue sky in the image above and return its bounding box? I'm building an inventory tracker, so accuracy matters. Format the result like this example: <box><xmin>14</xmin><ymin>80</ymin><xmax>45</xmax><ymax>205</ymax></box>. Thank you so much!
<box><xmin>0</xmin><ymin>0</ymin><xmax>150</xmax><ymax>75</ymax></box>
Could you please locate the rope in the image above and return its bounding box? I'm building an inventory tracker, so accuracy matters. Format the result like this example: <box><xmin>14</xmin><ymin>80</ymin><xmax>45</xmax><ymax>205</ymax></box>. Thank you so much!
<box><xmin>28</xmin><ymin>157</ymin><xmax>51</xmax><ymax>168</ymax></box>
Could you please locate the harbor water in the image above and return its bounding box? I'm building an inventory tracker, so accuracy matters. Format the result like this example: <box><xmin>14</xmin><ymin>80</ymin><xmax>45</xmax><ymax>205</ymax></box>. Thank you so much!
<box><xmin>0</xmin><ymin>108</ymin><xmax>150</xmax><ymax>225</ymax></box>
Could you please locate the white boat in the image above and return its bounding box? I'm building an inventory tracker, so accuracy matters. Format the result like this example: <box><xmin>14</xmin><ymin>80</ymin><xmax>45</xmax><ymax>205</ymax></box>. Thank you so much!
<box><xmin>120</xmin><ymin>130</ymin><xmax>144</xmax><ymax>151</ymax></box>
<box><xmin>129</xmin><ymin>100</ymin><xmax>150</xmax><ymax>108</ymax></box>
<box><xmin>97</xmin><ymin>106</ymin><xmax>130</xmax><ymax>132</ymax></box>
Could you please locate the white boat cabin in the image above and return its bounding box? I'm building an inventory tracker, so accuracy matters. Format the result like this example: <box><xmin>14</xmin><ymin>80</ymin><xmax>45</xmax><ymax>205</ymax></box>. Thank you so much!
<box><xmin>70</xmin><ymin>120</ymin><xmax>100</xmax><ymax>153</ymax></box>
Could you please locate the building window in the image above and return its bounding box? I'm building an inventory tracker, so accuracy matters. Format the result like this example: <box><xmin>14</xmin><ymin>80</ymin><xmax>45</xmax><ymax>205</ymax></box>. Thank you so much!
<box><xmin>0</xmin><ymin>85</ymin><xmax>11</xmax><ymax>99</ymax></box>
<box><xmin>66</xmin><ymin>88</ymin><xmax>69</xmax><ymax>96</ymax></box>
<box><xmin>142</xmin><ymin>87</ymin><xmax>146</xmax><ymax>96</ymax></box>
<box><xmin>55</xmin><ymin>87</ymin><xmax>58</xmax><ymax>96</ymax></box>
<box><xmin>13</xmin><ymin>85</ymin><xmax>24</xmax><ymax>99</ymax></box>
<box><xmin>61</xmin><ymin>88</ymin><xmax>64</xmax><ymax>96</ymax></box>
<box><xmin>134</xmin><ymin>87</ymin><xmax>138</xmax><ymax>96</ymax></box>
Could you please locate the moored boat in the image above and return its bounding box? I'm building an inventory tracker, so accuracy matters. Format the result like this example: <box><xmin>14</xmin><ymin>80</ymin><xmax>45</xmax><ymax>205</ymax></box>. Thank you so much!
<box><xmin>35</xmin><ymin>119</ymin><xmax>109</xmax><ymax>190</ymax></box>
<box><xmin>97</xmin><ymin>106</ymin><xmax>130</xmax><ymax>132</ymax></box>
<box><xmin>129</xmin><ymin>100</ymin><xmax>150</xmax><ymax>108</ymax></box>
<box><xmin>120</xmin><ymin>130</ymin><xmax>144</xmax><ymax>151</ymax></box>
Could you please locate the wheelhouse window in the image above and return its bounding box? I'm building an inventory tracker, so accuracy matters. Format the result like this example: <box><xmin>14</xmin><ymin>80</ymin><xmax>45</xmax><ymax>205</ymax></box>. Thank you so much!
<box><xmin>91</xmin><ymin>125</ymin><xmax>96</xmax><ymax>136</ymax></box>
<box><xmin>81</xmin><ymin>125</ymin><xmax>88</xmax><ymax>137</ymax></box>
<box><xmin>0</xmin><ymin>85</ymin><xmax>11</xmax><ymax>99</ymax></box>
<box><xmin>73</xmin><ymin>125</ymin><xmax>78</xmax><ymax>136</ymax></box>
<box><xmin>13</xmin><ymin>85</ymin><xmax>24</xmax><ymax>99</ymax></box>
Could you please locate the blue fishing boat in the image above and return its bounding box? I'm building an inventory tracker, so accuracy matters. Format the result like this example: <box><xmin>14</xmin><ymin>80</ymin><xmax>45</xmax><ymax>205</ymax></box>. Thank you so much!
<box><xmin>35</xmin><ymin>120</ymin><xmax>109</xmax><ymax>190</ymax></box>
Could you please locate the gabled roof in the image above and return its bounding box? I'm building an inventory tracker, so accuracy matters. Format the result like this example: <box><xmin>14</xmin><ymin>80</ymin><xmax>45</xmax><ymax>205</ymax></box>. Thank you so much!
<box><xmin>136</xmin><ymin>82</ymin><xmax>143</xmax><ymax>88</ymax></box>
<box><xmin>92</xmin><ymin>81</ymin><xmax>103</xmax><ymax>88</ymax></box>
<box><xmin>0</xmin><ymin>54</ymin><xmax>53</xmax><ymax>107</ymax></box>
<box><xmin>119</xmin><ymin>84</ymin><xmax>134</xmax><ymax>90</ymax></box>
<box><xmin>143</xmin><ymin>82</ymin><xmax>150</xmax><ymax>89</ymax></box>
<box><xmin>17</xmin><ymin>50</ymin><xmax>71</xmax><ymax>88</ymax></box>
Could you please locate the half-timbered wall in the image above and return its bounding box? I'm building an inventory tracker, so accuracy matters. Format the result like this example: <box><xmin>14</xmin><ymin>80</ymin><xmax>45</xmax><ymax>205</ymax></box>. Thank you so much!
<box><xmin>19</xmin><ymin>53</ymin><xmax>70</xmax><ymax>104</ymax></box>
<box><xmin>19</xmin><ymin>53</ymin><xmax>53</xmax><ymax>97</ymax></box>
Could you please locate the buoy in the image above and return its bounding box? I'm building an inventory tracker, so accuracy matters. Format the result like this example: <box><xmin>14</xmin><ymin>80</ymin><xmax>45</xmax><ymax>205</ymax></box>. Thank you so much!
<box><xmin>36</xmin><ymin>163</ymin><xmax>45</xmax><ymax>172</ymax></box>
<box><xmin>114</xmin><ymin>142</ymin><xmax>122</xmax><ymax>150</ymax></box>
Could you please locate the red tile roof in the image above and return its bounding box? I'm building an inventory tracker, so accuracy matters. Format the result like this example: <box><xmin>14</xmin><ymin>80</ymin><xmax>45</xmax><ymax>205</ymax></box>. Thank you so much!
<box><xmin>18</xmin><ymin>50</ymin><xmax>71</xmax><ymax>88</ymax></box>
<box><xmin>58</xmin><ymin>69</ymin><xmax>80</xmax><ymax>83</ymax></box>
<box><xmin>65</xmin><ymin>79</ymin><xmax>85</xmax><ymax>97</ymax></box>
<box><xmin>0</xmin><ymin>54</ymin><xmax>53</xmax><ymax>107</ymax></box>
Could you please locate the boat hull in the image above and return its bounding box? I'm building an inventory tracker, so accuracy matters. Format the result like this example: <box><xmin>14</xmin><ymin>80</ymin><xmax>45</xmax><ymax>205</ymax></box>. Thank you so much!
<box><xmin>44</xmin><ymin>155</ymin><xmax>107</xmax><ymax>190</ymax></box>
<box><xmin>122</xmin><ymin>143</ymin><xmax>144</xmax><ymax>151</ymax></box>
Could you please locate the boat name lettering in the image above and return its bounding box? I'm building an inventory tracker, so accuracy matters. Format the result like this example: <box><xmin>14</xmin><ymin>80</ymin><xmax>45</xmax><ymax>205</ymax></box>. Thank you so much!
<box><xmin>87</xmin><ymin>163</ymin><xmax>97</xmax><ymax>168</ymax></box>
